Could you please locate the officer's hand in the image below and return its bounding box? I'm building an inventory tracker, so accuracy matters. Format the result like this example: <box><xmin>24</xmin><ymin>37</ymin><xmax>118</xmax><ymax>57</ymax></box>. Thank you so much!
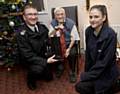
<box><xmin>47</xmin><ymin>55</ymin><xmax>58</xmax><ymax>63</ymax></box>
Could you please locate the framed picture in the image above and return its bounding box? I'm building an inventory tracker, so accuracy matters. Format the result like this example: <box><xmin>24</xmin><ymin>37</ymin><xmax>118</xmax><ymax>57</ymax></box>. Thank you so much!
<box><xmin>86</xmin><ymin>0</ymin><xmax>90</xmax><ymax>10</ymax></box>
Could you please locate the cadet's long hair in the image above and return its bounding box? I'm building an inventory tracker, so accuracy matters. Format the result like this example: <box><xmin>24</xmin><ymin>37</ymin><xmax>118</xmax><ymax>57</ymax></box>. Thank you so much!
<box><xmin>90</xmin><ymin>5</ymin><xmax>109</xmax><ymax>26</ymax></box>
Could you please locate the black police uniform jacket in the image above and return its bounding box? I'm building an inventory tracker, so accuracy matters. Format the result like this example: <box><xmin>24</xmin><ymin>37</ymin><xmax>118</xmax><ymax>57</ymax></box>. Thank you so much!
<box><xmin>81</xmin><ymin>25</ymin><xmax>119</xmax><ymax>93</ymax></box>
<box><xmin>16</xmin><ymin>22</ymin><xmax>49</xmax><ymax>74</ymax></box>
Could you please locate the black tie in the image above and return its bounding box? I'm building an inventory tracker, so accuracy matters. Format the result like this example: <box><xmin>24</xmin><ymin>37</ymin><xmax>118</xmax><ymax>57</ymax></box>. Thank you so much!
<box><xmin>34</xmin><ymin>26</ymin><xmax>38</xmax><ymax>32</ymax></box>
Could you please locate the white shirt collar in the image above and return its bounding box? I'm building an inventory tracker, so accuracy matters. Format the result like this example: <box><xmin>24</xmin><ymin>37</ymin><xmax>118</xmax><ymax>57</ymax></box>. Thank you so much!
<box><xmin>27</xmin><ymin>24</ymin><xmax>38</xmax><ymax>32</ymax></box>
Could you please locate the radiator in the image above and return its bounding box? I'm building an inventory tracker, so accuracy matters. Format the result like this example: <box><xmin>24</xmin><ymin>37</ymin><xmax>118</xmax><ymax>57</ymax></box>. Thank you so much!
<box><xmin>111</xmin><ymin>25</ymin><xmax>120</xmax><ymax>44</ymax></box>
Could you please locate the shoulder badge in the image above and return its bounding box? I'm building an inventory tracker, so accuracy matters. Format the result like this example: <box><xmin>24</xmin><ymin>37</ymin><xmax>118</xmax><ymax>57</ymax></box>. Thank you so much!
<box><xmin>20</xmin><ymin>30</ymin><xmax>26</xmax><ymax>35</ymax></box>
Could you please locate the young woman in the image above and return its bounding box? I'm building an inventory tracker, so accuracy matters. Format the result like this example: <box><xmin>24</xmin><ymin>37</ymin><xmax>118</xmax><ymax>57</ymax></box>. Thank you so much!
<box><xmin>75</xmin><ymin>5</ymin><xmax>119</xmax><ymax>94</ymax></box>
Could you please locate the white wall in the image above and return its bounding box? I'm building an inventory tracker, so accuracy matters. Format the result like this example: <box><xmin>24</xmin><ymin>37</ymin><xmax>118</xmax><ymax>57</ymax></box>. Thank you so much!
<box><xmin>38</xmin><ymin>0</ymin><xmax>120</xmax><ymax>49</ymax></box>
<box><xmin>90</xmin><ymin>0</ymin><xmax>120</xmax><ymax>25</ymax></box>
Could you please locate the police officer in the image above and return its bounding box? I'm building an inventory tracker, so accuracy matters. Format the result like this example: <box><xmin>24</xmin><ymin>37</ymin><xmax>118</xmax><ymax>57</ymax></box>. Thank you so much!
<box><xmin>16</xmin><ymin>4</ymin><xmax>57</xmax><ymax>90</ymax></box>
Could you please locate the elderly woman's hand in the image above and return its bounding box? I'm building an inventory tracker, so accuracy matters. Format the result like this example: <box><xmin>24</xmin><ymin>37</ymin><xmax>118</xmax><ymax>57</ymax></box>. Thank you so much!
<box><xmin>65</xmin><ymin>48</ymin><xmax>70</xmax><ymax>58</ymax></box>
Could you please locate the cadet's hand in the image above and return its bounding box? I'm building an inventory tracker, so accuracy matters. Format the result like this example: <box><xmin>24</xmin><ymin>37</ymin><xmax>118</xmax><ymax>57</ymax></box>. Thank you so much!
<box><xmin>47</xmin><ymin>55</ymin><xmax>58</xmax><ymax>63</ymax></box>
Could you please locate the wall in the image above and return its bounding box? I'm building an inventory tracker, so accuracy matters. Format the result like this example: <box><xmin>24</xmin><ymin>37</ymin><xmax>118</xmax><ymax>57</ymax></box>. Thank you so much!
<box><xmin>90</xmin><ymin>0</ymin><xmax>120</xmax><ymax>25</ymax></box>
<box><xmin>38</xmin><ymin>0</ymin><xmax>120</xmax><ymax>49</ymax></box>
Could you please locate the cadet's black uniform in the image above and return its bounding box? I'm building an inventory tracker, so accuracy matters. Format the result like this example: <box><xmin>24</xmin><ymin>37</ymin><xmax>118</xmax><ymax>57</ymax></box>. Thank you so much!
<box><xmin>16</xmin><ymin>22</ymin><xmax>52</xmax><ymax>90</ymax></box>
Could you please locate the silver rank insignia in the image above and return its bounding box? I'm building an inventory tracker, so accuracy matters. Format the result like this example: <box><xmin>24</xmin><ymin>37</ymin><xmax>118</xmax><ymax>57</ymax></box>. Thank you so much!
<box><xmin>20</xmin><ymin>30</ymin><xmax>26</xmax><ymax>35</ymax></box>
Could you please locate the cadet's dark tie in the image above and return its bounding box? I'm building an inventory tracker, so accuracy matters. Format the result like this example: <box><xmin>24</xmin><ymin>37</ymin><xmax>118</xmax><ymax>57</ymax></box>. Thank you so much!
<box><xmin>34</xmin><ymin>26</ymin><xmax>38</xmax><ymax>32</ymax></box>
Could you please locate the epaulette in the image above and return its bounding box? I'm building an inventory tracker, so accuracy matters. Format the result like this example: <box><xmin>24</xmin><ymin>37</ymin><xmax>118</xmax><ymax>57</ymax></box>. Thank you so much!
<box><xmin>20</xmin><ymin>30</ymin><xmax>26</xmax><ymax>35</ymax></box>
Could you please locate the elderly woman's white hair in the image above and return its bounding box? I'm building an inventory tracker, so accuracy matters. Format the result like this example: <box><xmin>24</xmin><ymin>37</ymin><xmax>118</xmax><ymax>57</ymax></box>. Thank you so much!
<box><xmin>54</xmin><ymin>7</ymin><xmax>65</xmax><ymax>14</ymax></box>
